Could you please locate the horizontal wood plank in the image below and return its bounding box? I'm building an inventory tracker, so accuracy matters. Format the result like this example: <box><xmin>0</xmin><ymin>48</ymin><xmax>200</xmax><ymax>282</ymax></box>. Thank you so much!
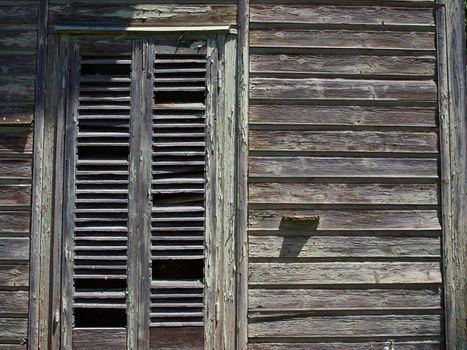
<box><xmin>250</xmin><ymin>130</ymin><xmax>437</xmax><ymax>153</ymax></box>
<box><xmin>0</xmin><ymin>318</ymin><xmax>27</xmax><ymax>339</ymax></box>
<box><xmin>250</xmin><ymin>29</ymin><xmax>435</xmax><ymax>50</ymax></box>
<box><xmin>0</xmin><ymin>106</ymin><xmax>34</xmax><ymax>125</ymax></box>
<box><xmin>248</xmin><ymin>315</ymin><xmax>441</xmax><ymax>338</ymax></box>
<box><xmin>0</xmin><ymin>211</ymin><xmax>30</xmax><ymax>233</ymax></box>
<box><xmin>0</xmin><ymin>132</ymin><xmax>33</xmax><ymax>154</ymax></box>
<box><xmin>249</xmin><ymin>157</ymin><xmax>438</xmax><ymax>179</ymax></box>
<box><xmin>249</xmin><ymin>183</ymin><xmax>438</xmax><ymax>205</ymax></box>
<box><xmin>250</xmin><ymin>54</ymin><xmax>435</xmax><ymax>77</ymax></box>
<box><xmin>0</xmin><ymin>185</ymin><xmax>31</xmax><ymax>207</ymax></box>
<box><xmin>249</xmin><ymin>209</ymin><xmax>441</xmax><ymax>231</ymax></box>
<box><xmin>0</xmin><ymin>55</ymin><xmax>36</xmax><ymax>75</ymax></box>
<box><xmin>0</xmin><ymin>4</ymin><xmax>38</xmax><ymax>23</ymax></box>
<box><xmin>49</xmin><ymin>4</ymin><xmax>237</xmax><ymax>26</ymax></box>
<box><xmin>0</xmin><ymin>237</ymin><xmax>29</xmax><ymax>260</ymax></box>
<box><xmin>249</xmin><ymin>235</ymin><xmax>440</xmax><ymax>258</ymax></box>
<box><xmin>249</xmin><ymin>105</ymin><xmax>437</xmax><ymax>127</ymax></box>
<box><xmin>249</xmin><ymin>288</ymin><xmax>441</xmax><ymax>311</ymax></box>
<box><xmin>0</xmin><ymin>291</ymin><xmax>28</xmax><ymax>313</ymax></box>
<box><xmin>0</xmin><ymin>79</ymin><xmax>35</xmax><ymax>102</ymax></box>
<box><xmin>250</xmin><ymin>5</ymin><xmax>435</xmax><ymax>26</ymax></box>
<box><xmin>72</xmin><ymin>328</ymin><xmax>126</xmax><ymax>350</ymax></box>
<box><xmin>0</xmin><ymin>264</ymin><xmax>29</xmax><ymax>287</ymax></box>
<box><xmin>248</xmin><ymin>341</ymin><xmax>441</xmax><ymax>350</ymax></box>
<box><xmin>250</xmin><ymin>78</ymin><xmax>437</xmax><ymax>101</ymax></box>
<box><xmin>249</xmin><ymin>262</ymin><xmax>442</xmax><ymax>285</ymax></box>
<box><xmin>0</xmin><ymin>159</ymin><xmax>32</xmax><ymax>180</ymax></box>
<box><xmin>0</xmin><ymin>31</ymin><xmax>37</xmax><ymax>51</ymax></box>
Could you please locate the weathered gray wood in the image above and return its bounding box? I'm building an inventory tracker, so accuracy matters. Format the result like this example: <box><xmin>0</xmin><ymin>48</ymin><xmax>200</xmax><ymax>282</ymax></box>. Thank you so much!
<box><xmin>249</xmin><ymin>262</ymin><xmax>442</xmax><ymax>285</ymax></box>
<box><xmin>248</xmin><ymin>341</ymin><xmax>441</xmax><ymax>350</ymax></box>
<box><xmin>250</xmin><ymin>5</ymin><xmax>435</xmax><ymax>26</ymax></box>
<box><xmin>249</xmin><ymin>235</ymin><xmax>440</xmax><ymax>258</ymax></box>
<box><xmin>0</xmin><ymin>106</ymin><xmax>34</xmax><ymax>125</ymax></box>
<box><xmin>250</xmin><ymin>54</ymin><xmax>435</xmax><ymax>77</ymax></box>
<box><xmin>0</xmin><ymin>159</ymin><xmax>32</xmax><ymax>180</ymax></box>
<box><xmin>0</xmin><ymin>132</ymin><xmax>33</xmax><ymax>154</ymax></box>
<box><xmin>249</xmin><ymin>183</ymin><xmax>438</xmax><ymax>205</ymax></box>
<box><xmin>249</xmin><ymin>105</ymin><xmax>437</xmax><ymax>127</ymax></box>
<box><xmin>436</xmin><ymin>1</ymin><xmax>466</xmax><ymax>348</ymax></box>
<box><xmin>0</xmin><ymin>4</ymin><xmax>38</xmax><ymax>23</ymax></box>
<box><xmin>249</xmin><ymin>288</ymin><xmax>442</xmax><ymax>311</ymax></box>
<box><xmin>0</xmin><ymin>211</ymin><xmax>30</xmax><ymax>233</ymax></box>
<box><xmin>249</xmin><ymin>157</ymin><xmax>438</xmax><ymax>179</ymax></box>
<box><xmin>0</xmin><ymin>78</ymin><xmax>35</xmax><ymax>102</ymax></box>
<box><xmin>0</xmin><ymin>55</ymin><xmax>36</xmax><ymax>75</ymax></box>
<box><xmin>250</xmin><ymin>78</ymin><xmax>437</xmax><ymax>101</ymax></box>
<box><xmin>250</xmin><ymin>130</ymin><xmax>437</xmax><ymax>153</ymax></box>
<box><xmin>249</xmin><ymin>315</ymin><xmax>441</xmax><ymax>338</ymax></box>
<box><xmin>0</xmin><ymin>318</ymin><xmax>28</xmax><ymax>339</ymax></box>
<box><xmin>0</xmin><ymin>237</ymin><xmax>29</xmax><ymax>260</ymax></box>
<box><xmin>0</xmin><ymin>265</ymin><xmax>29</xmax><ymax>287</ymax></box>
<box><xmin>0</xmin><ymin>30</ymin><xmax>36</xmax><ymax>51</ymax></box>
<box><xmin>49</xmin><ymin>4</ymin><xmax>237</xmax><ymax>26</ymax></box>
<box><xmin>0</xmin><ymin>291</ymin><xmax>29</xmax><ymax>313</ymax></box>
<box><xmin>250</xmin><ymin>29</ymin><xmax>435</xmax><ymax>50</ymax></box>
<box><xmin>249</xmin><ymin>209</ymin><xmax>441</xmax><ymax>232</ymax></box>
<box><xmin>72</xmin><ymin>328</ymin><xmax>126</xmax><ymax>350</ymax></box>
<box><xmin>0</xmin><ymin>185</ymin><xmax>31</xmax><ymax>207</ymax></box>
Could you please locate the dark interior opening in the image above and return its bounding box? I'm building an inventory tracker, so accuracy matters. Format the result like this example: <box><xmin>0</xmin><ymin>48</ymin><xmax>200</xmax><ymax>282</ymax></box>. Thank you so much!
<box><xmin>152</xmin><ymin>259</ymin><xmax>204</xmax><ymax>280</ymax></box>
<box><xmin>74</xmin><ymin>278</ymin><xmax>126</xmax><ymax>290</ymax></box>
<box><xmin>74</xmin><ymin>308</ymin><xmax>126</xmax><ymax>327</ymax></box>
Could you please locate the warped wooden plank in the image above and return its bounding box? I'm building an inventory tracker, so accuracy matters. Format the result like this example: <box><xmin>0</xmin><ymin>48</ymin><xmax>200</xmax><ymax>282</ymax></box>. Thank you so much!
<box><xmin>0</xmin><ymin>264</ymin><xmax>29</xmax><ymax>287</ymax></box>
<box><xmin>49</xmin><ymin>4</ymin><xmax>237</xmax><ymax>26</ymax></box>
<box><xmin>248</xmin><ymin>341</ymin><xmax>441</xmax><ymax>350</ymax></box>
<box><xmin>250</xmin><ymin>130</ymin><xmax>437</xmax><ymax>153</ymax></box>
<box><xmin>250</xmin><ymin>5</ymin><xmax>435</xmax><ymax>26</ymax></box>
<box><xmin>248</xmin><ymin>315</ymin><xmax>441</xmax><ymax>338</ymax></box>
<box><xmin>248</xmin><ymin>209</ymin><xmax>441</xmax><ymax>231</ymax></box>
<box><xmin>249</xmin><ymin>288</ymin><xmax>441</xmax><ymax>311</ymax></box>
<box><xmin>0</xmin><ymin>237</ymin><xmax>29</xmax><ymax>260</ymax></box>
<box><xmin>249</xmin><ymin>262</ymin><xmax>442</xmax><ymax>285</ymax></box>
<box><xmin>250</xmin><ymin>29</ymin><xmax>435</xmax><ymax>50</ymax></box>
<box><xmin>249</xmin><ymin>183</ymin><xmax>438</xmax><ymax>205</ymax></box>
<box><xmin>249</xmin><ymin>105</ymin><xmax>437</xmax><ymax>127</ymax></box>
<box><xmin>0</xmin><ymin>79</ymin><xmax>35</xmax><ymax>102</ymax></box>
<box><xmin>0</xmin><ymin>185</ymin><xmax>31</xmax><ymax>207</ymax></box>
<box><xmin>0</xmin><ymin>132</ymin><xmax>33</xmax><ymax>154</ymax></box>
<box><xmin>249</xmin><ymin>235</ymin><xmax>440</xmax><ymax>258</ymax></box>
<box><xmin>0</xmin><ymin>318</ymin><xmax>27</xmax><ymax>339</ymax></box>
<box><xmin>0</xmin><ymin>211</ymin><xmax>30</xmax><ymax>233</ymax></box>
<box><xmin>249</xmin><ymin>157</ymin><xmax>438</xmax><ymax>179</ymax></box>
<box><xmin>0</xmin><ymin>55</ymin><xmax>36</xmax><ymax>75</ymax></box>
<box><xmin>72</xmin><ymin>329</ymin><xmax>126</xmax><ymax>350</ymax></box>
<box><xmin>0</xmin><ymin>106</ymin><xmax>34</xmax><ymax>125</ymax></box>
<box><xmin>0</xmin><ymin>30</ymin><xmax>36</xmax><ymax>51</ymax></box>
<box><xmin>250</xmin><ymin>78</ymin><xmax>437</xmax><ymax>101</ymax></box>
<box><xmin>0</xmin><ymin>291</ymin><xmax>29</xmax><ymax>313</ymax></box>
<box><xmin>250</xmin><ymin>54</ymin><xmax>435</xmax><ymax>76</ymax></box>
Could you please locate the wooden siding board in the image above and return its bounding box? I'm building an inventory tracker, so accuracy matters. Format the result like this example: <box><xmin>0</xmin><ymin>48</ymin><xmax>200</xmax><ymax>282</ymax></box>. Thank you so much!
<box><xmin>0</xmin><ymin>31</ymin><xmax>37</xmax><ymax>51</ymax></box>
<box><xmin>0</xmin><ymin>132</ymin><xmax>33</xmax><ymax>154</ymax></box>
<box><xmin>0</xmin><ymin>291</ymin><xmax>29</xmax><ymax>314</ymax></box>
<box><xmin>0</xmin><ymin>265</ymin><xmax>29</xmax><ymax>287</ymax></box>
<box><xmin>0</xmin><ymin>79</ymin><xmax>35</xmax><ymax>103</ymax></box>
<box><xmin>72</xmin><ymin>329</ymin><xmax>126</xmax><ymax>350</ymax></box>
<box><xmin>0</xmin><ymin>55</ymin><xmax>36</xmax><ymax>76</ymax></box>
<box><xmin>0</xmin><ymin>107</ymin><xmax>34</xmax><ymax>125</ymax></box>
<box><xmin>0</xmin><ymin>212</ymin><xmax>30</xmax><ymax>234</ymax></box>
<box><xmin>250</xmin><ymin>5</ymin><xmax>435</xmax><ymax>26</ymax></box>
<box><xmin>0</xmin><ymin>4</ymin><xmax>38</xmax><ymax>24</ymax></box>
<box><xmin>248</xmin><ymin>342</ymin><xmax>442</xmax><ymax>350</ymax></box>
<box><xmin>0</xmin><ymin>238</ymin><xmax>30</xmax><ymax>260</ymax></box>
<box><xmin>0</xmin><ymin>318</ymin><xmax>28</xmax><ymax>339</ymax></box>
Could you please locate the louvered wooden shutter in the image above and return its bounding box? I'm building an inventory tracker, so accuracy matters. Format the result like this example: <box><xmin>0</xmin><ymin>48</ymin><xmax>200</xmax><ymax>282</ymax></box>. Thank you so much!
<box><xmin>71</xmin><ymin>47</ymin><xmax>132</xmax><ymax>326</ymax></box>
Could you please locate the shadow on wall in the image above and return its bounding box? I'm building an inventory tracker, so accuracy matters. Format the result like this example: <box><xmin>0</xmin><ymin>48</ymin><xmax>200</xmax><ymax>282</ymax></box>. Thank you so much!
<box><xmin>279</xmin><ymin>216</ymin><xmax>320</xmax><ymax>258</ymax></box>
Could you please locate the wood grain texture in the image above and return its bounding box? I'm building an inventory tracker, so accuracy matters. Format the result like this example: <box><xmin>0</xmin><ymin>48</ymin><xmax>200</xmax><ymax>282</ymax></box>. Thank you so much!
<box><xmin>49</xmin><ymin>4</ymin><xmax>237</xmax><ymax>26</ymax></box>
<box><xmin>0</xmin><ymin>318</ymin><xmax>27</xmax><ymax>339</ymax></box>
<box><xmin>250</xmin><ymin>54</ymin><xmax>435</xmax><ymax>77</ymax></box>
<box><xmin>0</xmin><ymin>211</ymin><xmax>30</xmax><ymax>233</ymax></box>
<box><xmin>249</xmin><ymin>209</ymin><xmax>441</xmax><ymax>231</ymax></box>
<box><xmin>0</xmin><ymin>107</ymin><xmax>34</xmax><ymax>125</ymax></box>
<box><xmin>249</xmin><ymin>288</ymin><xmax>442</xmax><ymax>311</ymax></box>
<box><xmin>0</xmin><ymin>55</ymin><xmax>36</xmax><ymax>75</ymax></box>
<box><xmin>248</xmin><ymin>341</ymin><xmax>441</xmax><ymax>350</ymax></box>
<box><xmin>72</xmin><ymin>328</ymin><xmax>126</xmax><ymax>350</ymax></box>
<box><xmin>0</xmin><ymin>79</ymin><xmax>35</xmax><ymax>103</ymax></box>
<box><xmin>0</xmin><ymin>132</ymin><xmax>33</xmax><ymax>154</ymax></box>
<box><xmin>249</xmin><ymin>235</ymin><xmax>440</xmax><ymax>258</ymax></box>
<box><xmin>250</xmin><ymin>130</ymin><xmax>437</xmax><ymax>153</ymax></box>
<box><xmin>249</xmin><ymin>315</ymin><xmax>441</xmax><ymax>338</ymax></box>
<box><xmin>250</xmin><ymin>78</ymin><xmax>437</xmax><ymax>101</ymax></box>
<box><xmin>0</xmin><ymin>237</ymin><xmax>29</xmax><ymax>260</ymax></box>
<box><xmin>249</xmin><ymin>105</ymin><xmax>437</xmax><ymax>127</ymax></box>
<box><xmin>0</xmin><ymin>4</ymin><xmax>38</xmax><ymax>23</ymax></box>
<box><xmin>0</xmin><ymin>31</ymin><xmax>37</xmax><ymax>51</ymax></box>
<box><xmin>0</xmin><ymin>185</ymin><xmax>31</xmax><ymax>207</ymax></box>
<box><xmin>249</xmin><ymin>157</ymin><xmax>438</xmax><ymax>179</ymax></box>
<box><xmin>250</xmin><ymin>5</ymin><xmax>435</xmax><ymax>26</ymax></box>
<box><xmin>0</xmin><ymin>291</ymin><xmax>29</xmax><ymax>313</ymax></box>
<box><xmin>0</xmin><ymin>265</ymin><xmax>29</xmax><ymax>287</ymax></box>
<box><xmin>250</xmin><ymin>29</ymin><xmax>435</xmax><ymax>50</ymax></box>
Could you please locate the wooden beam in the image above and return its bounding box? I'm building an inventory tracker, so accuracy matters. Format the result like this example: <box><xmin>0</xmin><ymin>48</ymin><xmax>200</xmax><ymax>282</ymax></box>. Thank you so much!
<box><xmin>236</xmin><ymin>0</ymin><xmax>249</xmax><ymax>349</ymax></box>
<box><xmin>436</xmin><ymin>1</ymin><xmax>466</xmax><ymax>349</ymax></box>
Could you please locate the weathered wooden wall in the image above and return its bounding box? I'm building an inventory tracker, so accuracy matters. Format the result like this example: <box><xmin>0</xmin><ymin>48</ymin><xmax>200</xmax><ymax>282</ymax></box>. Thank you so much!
<box><xmin>0</xmin><ymin>1</ymin><xmax>38</xmax><ymax>348</ymax></box>
<box><xmin>247</xmin><ymin>0</ymin><xmax>444</xmax><ymax>348</ymax></box>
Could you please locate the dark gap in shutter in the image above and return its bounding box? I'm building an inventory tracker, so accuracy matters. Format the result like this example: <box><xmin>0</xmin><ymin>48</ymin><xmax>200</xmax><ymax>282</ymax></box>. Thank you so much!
<box><xmin>72</xmin><ymin>51</ymin><xmax>131</xmax><ymax>328</ymax></box>
<box><xmin>150</xmin><ymin>44</ymin><xmax>207</xmax><ymax>349</ymax></box>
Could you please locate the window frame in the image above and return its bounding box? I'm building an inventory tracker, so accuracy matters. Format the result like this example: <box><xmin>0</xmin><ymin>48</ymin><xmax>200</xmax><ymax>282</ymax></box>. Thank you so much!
<box><xmin>34</xmin><ymin>31</ymin><xmax>239</xmax><ymax>350</ymax></box>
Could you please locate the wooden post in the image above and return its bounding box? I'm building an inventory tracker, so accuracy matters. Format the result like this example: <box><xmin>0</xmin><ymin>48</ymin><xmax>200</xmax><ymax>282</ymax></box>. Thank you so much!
<box><xmin>236</xmin><ymin>0</ymin><xmax>249</xmax><ymax>349</ymax></box>
<box><xmin>436</xmin><ymin>1</ymin><xmax>466</xmax><ymax>349</ymax></box>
